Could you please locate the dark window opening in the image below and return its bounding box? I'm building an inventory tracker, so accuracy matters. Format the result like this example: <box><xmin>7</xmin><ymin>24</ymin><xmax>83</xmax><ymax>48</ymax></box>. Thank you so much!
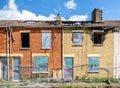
<box><xmin>92</xmin><ymin>33</ymin><xmax>103</xmax><ymax>44</ymax></box>
<box><xmin>21</xmin><ymin>33</ymin><xmax>30</xmax><ymax>48</ymax></box>
<box><xmin>94</xmin><ymin>33</ymin><xmax>102</xmax><ymax>44</ymax></box>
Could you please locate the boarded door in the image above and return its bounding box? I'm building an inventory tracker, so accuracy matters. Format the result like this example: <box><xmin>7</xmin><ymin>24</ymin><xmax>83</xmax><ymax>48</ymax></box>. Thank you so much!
<box><xmin>0</xmin><ymin>58</ymin><xmax>8</xmax><ymax>80</ymax></box>
<box><xmin>0</xmin><ymin>60</ymin><xmax>2</xmax><ymax>79</ymax></box>
<box><xmin>13</xmin><ymin>57</ymin><xmax>20</xmax><ymax>81</ymax></box>
<box><xmin>64</xmin><ymin>57</ymin><xmax>73</xmax><ymax>81</ymax></box>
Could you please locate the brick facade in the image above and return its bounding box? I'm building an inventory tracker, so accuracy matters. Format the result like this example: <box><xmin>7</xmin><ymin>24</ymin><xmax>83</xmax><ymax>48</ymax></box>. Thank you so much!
<box><xmin>0</xmin><ymin>27</ymin><xmax>62</xmax><ymax>79</ymax></box>
<box><xmin>63</xmin><ymin>27</ymin><xmax>114</xmax><ymax>79</ymax></box>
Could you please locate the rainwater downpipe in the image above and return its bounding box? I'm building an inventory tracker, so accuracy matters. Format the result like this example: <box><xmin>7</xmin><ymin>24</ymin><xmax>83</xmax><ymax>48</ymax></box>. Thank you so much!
<box><xmin>9</xmin><ymin>27</ymin><xmax>12</xmax><ymax>54</ymax></box>
<box><xmin>6</xmin><ymin>26</ymin><xmax>9</xmax><ymax>80</ymax></box>
<box><xmin>62</xmin><ymin>26</ymin><xmax>64</xmax><ymax>80</ymax></box>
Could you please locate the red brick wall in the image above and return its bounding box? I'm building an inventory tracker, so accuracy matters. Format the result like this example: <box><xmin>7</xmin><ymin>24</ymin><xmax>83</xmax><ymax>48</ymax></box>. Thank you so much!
<box><xmin>0</xmin><ymin>28</ymin><xmax>6</xmax><ymax>53</ymax></box>
<box><xmin>11</xmin><ymin>27</ymin><xmax>62</xmax><ymax>78</ymax></box>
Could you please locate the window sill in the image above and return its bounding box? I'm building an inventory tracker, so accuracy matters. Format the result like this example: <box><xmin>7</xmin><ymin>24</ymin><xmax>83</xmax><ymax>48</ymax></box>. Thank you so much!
<box><xmin>41</xmin><ymin>48</ymin><xmax>51</xmax><ymax>50</ymax></box>
<box><xmin>72</xmin><ymin>44</ymin><xmax>83</xmax><ymax>46</ymax></box>
<box><xmin>93</xmin><ymin>44</ymin><xmax>103</xmax><ymax>46</ymax></box>
<box><xmin>20</xmin><ymin>47</ymin><xmax>30</xmax><ymax>50</ymax></box>
<box><xmin>88</xmin><ymin>71</ymin><xmax>99</xmax><ymax>73</ymax></box>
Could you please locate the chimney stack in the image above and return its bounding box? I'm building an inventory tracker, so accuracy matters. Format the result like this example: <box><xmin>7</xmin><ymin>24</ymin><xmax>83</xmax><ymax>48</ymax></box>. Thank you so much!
<box><xmin>56</xmin><ymin>14</ymin><xmax>61</xmax><ymax>22</ymax></box>
<box><xmin>92</xmin><ymin>8</ymin><xmax>103</xmax><ymax>22</ymax></box>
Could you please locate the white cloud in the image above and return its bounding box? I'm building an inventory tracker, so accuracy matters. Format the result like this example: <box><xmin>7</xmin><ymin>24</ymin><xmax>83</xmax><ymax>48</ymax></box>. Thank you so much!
<box><xmin>0</xmin><ymin>0</ymin><xmax>56</xmax><ymax>20</ymax></box>
<box><xmin>65</xmin><ymin>0</ymin><xmax>77</xmax><ymax>9</ymax></box>
<box><xmin>0</xmin><ymin>0</ymin><xmax>88</xmax><ymax>21</ymax></box>
<box><xmin>8</xmin><ymin>0</ymin><xmax>17</xmax><ymax>11</ymax></box>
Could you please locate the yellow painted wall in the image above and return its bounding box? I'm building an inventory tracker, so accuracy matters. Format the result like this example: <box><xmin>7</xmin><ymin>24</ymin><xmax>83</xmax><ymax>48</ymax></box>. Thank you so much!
<box><xmin>63</xmin><ymin>27</ymin><xmax>114</xmax><ymax>79</ymax></box>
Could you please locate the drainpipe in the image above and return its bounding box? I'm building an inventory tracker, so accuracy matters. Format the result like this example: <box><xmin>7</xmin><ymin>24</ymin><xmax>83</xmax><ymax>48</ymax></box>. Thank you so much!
<box><xmin>9</xmin><ymin>27</ymin><xmax>12</xmax><ymax>54</ymax></box>
<box><xmin>62</xmin><ymin>26</ymin><xmax>64</xmax><ymax>80</ymax></box>
<box><xmin>6</xmin><ymin>26</ymin><xmax>9</xmax><ymax>80</ymax></box>
<box><xmin>30</xmin><ymin>50</ymin><xmax>32</xmax><ymax>78</ymax></box>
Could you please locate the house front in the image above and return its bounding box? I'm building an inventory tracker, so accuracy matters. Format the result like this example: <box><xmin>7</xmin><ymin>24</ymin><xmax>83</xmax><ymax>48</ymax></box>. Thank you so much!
<box><xmin>62</xmin><ymin>9</ymin><xmax>115</xmax><ymax>81</ymax></box>
<box><xmin>0</xmin><ymin>20</ymin><xmax>62</xmax><ymax>81</ymax></box>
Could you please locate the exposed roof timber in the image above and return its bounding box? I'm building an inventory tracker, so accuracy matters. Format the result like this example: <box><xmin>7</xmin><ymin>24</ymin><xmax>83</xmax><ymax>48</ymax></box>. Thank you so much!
<box><xmin>0</xmin><ymin>20</ymin><xmax>119</xmax><ymax>28</ymax></box>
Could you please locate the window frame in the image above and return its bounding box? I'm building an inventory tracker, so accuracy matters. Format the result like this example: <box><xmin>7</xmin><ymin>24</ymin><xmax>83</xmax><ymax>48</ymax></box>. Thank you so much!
<box><xmin>72</xmin><ymin>32</ymin><xmax>83</xmax><ymax>46</ymax></box>
<box><xmin>41</xmin><ymin>31</ymin><xmax>51</xmax><ymax>49</ymax></box>
<box><xmin>88</xmin><ymin>57</ymin><xmax>100</xmax><ymax>73</ymax></box>
<box><xmin>91</xmin><ymin>29</ymin><xmax>105</xmax><ymax>45</ymax></box>
<box><xmin>20</xmin><ymin>31</ymin><xmax>30</xmax><ymax>49</ymax></box>
<box><xmin>33</xmin><ymin>56</ymin><xmax>49</xmax><ymax>73</ymax></box>
<box><xmin>92</xmin><ymin>32</ymin><xmax>103</xmax><ymax>45</ymax></box>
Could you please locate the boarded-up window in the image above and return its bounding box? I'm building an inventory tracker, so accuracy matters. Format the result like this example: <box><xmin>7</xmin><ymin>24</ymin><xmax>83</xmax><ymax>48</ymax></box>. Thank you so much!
<box><xmin>72</xmin><ymin>32</ymin><xmax>83</xmax><ymax>45</ymax></box>
<box><xmin>34</xmin><ymin>56</ymin><xmax>48</xmax><ymax>72</ymax></box>
<box><xmin>88</xmin><ymin>57</ymin><xmax>99</xmax><ymax>72</ymax></box>
<box><xmin>42</xmin><ymin>32</ymin><xmax>51</xmax><ymax>49</ymax></box>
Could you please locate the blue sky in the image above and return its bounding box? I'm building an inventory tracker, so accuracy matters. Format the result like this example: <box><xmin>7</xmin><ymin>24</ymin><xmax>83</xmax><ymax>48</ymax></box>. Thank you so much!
<box><xmin>0</xmin><ymin>0</ymin><xmax>120</xmax><ymax>20</ymax></box>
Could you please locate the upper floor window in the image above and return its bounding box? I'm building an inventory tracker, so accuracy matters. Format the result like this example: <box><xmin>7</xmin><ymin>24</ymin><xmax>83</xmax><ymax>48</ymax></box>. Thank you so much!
<box><xmin>91</xmin><ymin>30</ymin><xmax>105</xmax><ymax>45</ymax></box>
<box><xmin>72</xmin><ymin>32</ymin><xmax>83</xmax><ymax>45</ymax></box>
<box><xmin>92</xmin><ymin>33</ymin><xmax>103</xmax><ymax>44</ymax></box>
<box><xmin>21</xmin><ymin>32</ymin><xmax>30</xmax><ymax>48</ymax></box>
<box><xmin>88</xmin><ymin>57</ymin><xmax>99</xmax><ymax>72</ymax></box>
<box><xmin>34</xmin><ymin>56</ymin><xmax>48</xmax><ymax>73</ymax></box>
<box><xmin>42</xmin><ymin>32</ymin><xmax>51</xmax><ymax>49</ymax></box>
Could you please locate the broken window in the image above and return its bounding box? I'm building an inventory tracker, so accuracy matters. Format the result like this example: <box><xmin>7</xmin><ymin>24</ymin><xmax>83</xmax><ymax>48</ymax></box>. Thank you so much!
<box><xmin>21</xmin><ymin>33</ymin><xmax>30</xmax><ymax>48</ymax></box>
<box><xmin>42</xmin><ymin>32</ymin><xmax>51</xmax><ymax>49</ymax></box>
<box><xmin>72</xmin><ymin>32</ymin><xmax>83</xmax><ymax>45</ymax></box>
<box><xmin>92</xmin><ymin>31</ymin><xmax>105</xmax><ymax>45</ymax></box>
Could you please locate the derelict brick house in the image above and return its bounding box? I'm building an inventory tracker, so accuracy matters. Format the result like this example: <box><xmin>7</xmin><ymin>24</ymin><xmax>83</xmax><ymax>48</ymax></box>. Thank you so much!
<box><xmin>0</xmin><ymin>19</ymin><xmax>62</xmax><ymax>81</ymax></box>
<box><xmin>0</xmin><ymin>9</ymin><xmax>120</xmax><ymax>81</ymax></box>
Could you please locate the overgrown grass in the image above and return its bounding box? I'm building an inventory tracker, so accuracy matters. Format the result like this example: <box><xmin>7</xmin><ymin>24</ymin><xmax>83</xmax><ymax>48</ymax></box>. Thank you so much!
<box><xmin>0</xmin><ymin>84</ymin><xmax>15</xmax><ymax>87</ymax></box>
<box><xmin>75</xmin><ymin>77</ymin><xmax>120</xmax><ymax>83</ymax></box>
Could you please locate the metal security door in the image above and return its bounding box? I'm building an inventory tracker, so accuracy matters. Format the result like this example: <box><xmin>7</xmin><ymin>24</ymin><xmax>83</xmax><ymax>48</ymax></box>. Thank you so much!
<box><xmin>0</xmin><ymin>59</ymin><xmax>2</xmax><ymax>79</ymax></box>
<box><xmin>0</xmin><ymin>58</ymin><xmax>8</xmax><ymax>80</ymax></box>
<box><xmin>13</xmin><ymin>57</ymin><xmax>20</xmax><ymax>81</ymax></box>
<box><xmin>64</xmin><ymin>57</ymin><xmax>73</xmax><ymax>81</ymax></box>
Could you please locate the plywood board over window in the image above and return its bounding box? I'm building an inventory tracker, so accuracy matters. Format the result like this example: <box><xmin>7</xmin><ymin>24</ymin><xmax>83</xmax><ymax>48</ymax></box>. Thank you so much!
<box><xmin>42</xmin><ymin>31</ymin><xmax>51</xmax><ymax>49</ymax></box>
<box><xmin>88</xmin><ymin>57</ymin><xmax>99</xmax><ymax>73</ymax></box>
<box><xmin>72</xmin><ymin>30</ymin><xmax>83</xmax><ymax>46</ymax></box>
<box><xmin>33</xmin><ymin>56</ymin><xmax>48</xmax><ymax>73</ymax></box>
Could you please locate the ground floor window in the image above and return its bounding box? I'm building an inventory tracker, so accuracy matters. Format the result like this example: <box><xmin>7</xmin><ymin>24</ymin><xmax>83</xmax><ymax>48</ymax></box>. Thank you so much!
<box><xmin>88</xmin><ymin>57</ymin><xmax>99</xmax><ymax>72</ymax></box>
<box><xmin>0</xmin><ymin>58</ymin><xmax>8</xmax><ymax>80</ymax></box>
<box><xmin>34</xmin><ymin>56</ymin><xmax>48</xmax><ymax>72</ymax></box>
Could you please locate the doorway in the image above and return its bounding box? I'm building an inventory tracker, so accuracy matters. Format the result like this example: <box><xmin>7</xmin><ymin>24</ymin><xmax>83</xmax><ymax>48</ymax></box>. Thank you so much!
<box><xmin>64</xmin><ymin>57</ymin><xmax>73</xmax><ymax>81</ymax></box>
<box><xmin>13</xmin><ymin>57</ymin><xmax>20</xmax><ymax>81</ymax></box>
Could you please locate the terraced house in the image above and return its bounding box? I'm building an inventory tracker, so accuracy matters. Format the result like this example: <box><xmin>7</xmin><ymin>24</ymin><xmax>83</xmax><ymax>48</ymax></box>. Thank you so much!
<box><xmin>0</xmin><ymin>8</ymin><xmax>120</xmax><ymax>81</ymax></box>
<box><xmin>0</xmin><ymin>18</ymin><xmax>62</xmax><ymax>81</ymax></box>
<box><xmin>62</xmin><ymin>9</ymin><xmax>120</xmax><ymax>81</ymax></box>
